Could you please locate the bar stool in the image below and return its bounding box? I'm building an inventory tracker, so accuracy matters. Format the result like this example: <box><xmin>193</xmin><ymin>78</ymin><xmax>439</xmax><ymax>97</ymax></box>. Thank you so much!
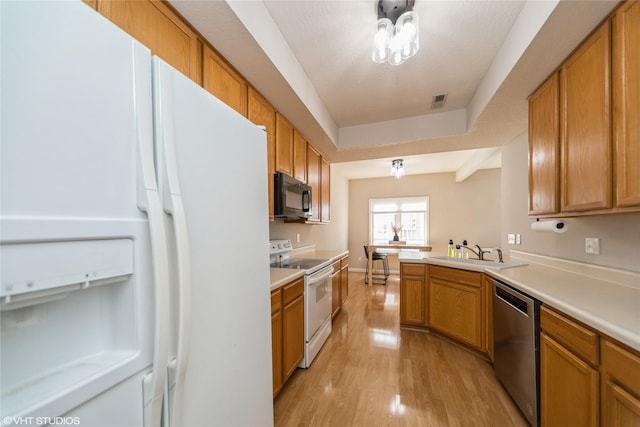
<box><xmin>363</xmin><ymin>245</ymin><xmax>389</xmax><ymax>285</ymax></box>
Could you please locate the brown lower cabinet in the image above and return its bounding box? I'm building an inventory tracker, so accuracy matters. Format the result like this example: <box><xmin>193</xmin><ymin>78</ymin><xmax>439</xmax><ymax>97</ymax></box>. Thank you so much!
<box><xmin>399</xmin><ymin>262</ymin><xmax>640</xmax><ymax>427</ymax></box>
<box><xmin>399</xmin><ymin>263</ymin><xmax>491</xmax><ymax>357</ymax></box>
<box><xmin>540</xmin><ymin>305</ymin><xmax>640</xmax><ymax>426</ymax></box>
<box><xmin>331</xmin><ymin>260</ymin><xmax>341</xmax><ymax>318</ymax></box>
<box><xmin>340</xmin><ymin>256</ymin><xmax>349</xmax><ymax>304</ymax></box>
<box><xmin>331</xmin><ymin>255</ymin><xmax>350</xmax><ymax>319</ymax></box>
<box><xmin>271</xmin><ymin>277</ymin><xmax>304</xmax><ymax>398</ymax></box>
<box><xmin>399</xmin><ymin>263</ymin><xmax>427</xmax><ymax>326</ymax></box>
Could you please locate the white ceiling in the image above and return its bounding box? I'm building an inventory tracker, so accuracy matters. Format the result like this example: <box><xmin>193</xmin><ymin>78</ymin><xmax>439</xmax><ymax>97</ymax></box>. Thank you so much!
<box><xmin>169</xmin><ymin>0</ymin><xmax>619</xmax><ymax>179</ymax></box>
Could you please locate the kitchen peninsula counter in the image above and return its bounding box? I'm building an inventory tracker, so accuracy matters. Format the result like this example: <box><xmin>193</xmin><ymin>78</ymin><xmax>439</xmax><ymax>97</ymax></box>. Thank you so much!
<box><xmin>399</xmin><ymin>250</ymin><xmax>640</xmax><ymax>351</ymax></box>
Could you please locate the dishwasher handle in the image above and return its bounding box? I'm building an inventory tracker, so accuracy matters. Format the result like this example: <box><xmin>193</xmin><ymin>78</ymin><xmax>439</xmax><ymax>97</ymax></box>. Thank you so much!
<box><xmin>493</xmin><ymin>280</ymin><xmax>534</xmax><ymax>317</ymax></box>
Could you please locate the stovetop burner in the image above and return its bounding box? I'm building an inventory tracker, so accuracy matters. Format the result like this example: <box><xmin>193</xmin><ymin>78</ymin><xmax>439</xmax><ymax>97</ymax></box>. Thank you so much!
<box><xmin>270</xmin><ymin>258</ymin><xmax>327</xmax><ymax>270</ymax></box>
<box><xmin>269</xmin><ymin>239</ymin><xmax>331</xmax><ymax>274</ymax></box>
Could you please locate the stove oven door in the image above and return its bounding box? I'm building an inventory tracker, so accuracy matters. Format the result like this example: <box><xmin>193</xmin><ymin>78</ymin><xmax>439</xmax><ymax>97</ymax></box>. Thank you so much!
<box><xmin>304</xmin><ymin>265</ymin><xmax>333</xmax><ymax>342</ymax></box>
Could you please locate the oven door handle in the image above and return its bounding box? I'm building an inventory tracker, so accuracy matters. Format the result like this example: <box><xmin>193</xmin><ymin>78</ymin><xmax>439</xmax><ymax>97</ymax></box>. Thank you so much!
<box><xmin>307</xmin><ymin>267</ymin><xmax>333</xmax><ymax>285</ymax></box>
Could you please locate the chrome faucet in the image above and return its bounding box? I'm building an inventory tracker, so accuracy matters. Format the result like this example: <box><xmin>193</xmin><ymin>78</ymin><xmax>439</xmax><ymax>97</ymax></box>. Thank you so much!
<box><xmin>495</xmin><ymin>248</ymin><xmax>504</xmax><ymax>263</ymax></box>
<box><xmin>461</xmin><ymin>241</ymin><xmax>492</xmax><ymax>261</ymax></box>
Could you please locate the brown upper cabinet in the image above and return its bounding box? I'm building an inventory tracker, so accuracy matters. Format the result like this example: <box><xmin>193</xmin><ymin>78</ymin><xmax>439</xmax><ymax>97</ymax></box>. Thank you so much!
<box><xmin>95</xmin><ymin>0</ymin><xmax>201</xmax><ymax>84</ymax></box>
<box><xmin>528</xmin><ymin>73</ymin><xmax>560</xmax><ymax>215</ymax></box>
<box><xmin>561</xmin><ymin>22</ymin><xmax>612</xmax><ymax>213</ymax></box>
<box><xmin>321</xmin><ymin>158</ymin><xmax>331</xmax><ymax>223</ymax></box>
<box><xmin>528</xmin><ymin>1</ymin><xmax>640</xmax><ymax>217</ymax></box>
<box><xmin>612</xmin><ymin>1</ymin><xmax>640</xmax><ymax>208</ymax></box>
<box><xmin>202</xmin><ymin>45</ymin><xmax>248</xmax><ymax>117</ymax></box>
<box><xmin>307</xmin><ymin>145</ymin><xmax>321</xmax><ymax>222</ymax></box>
<box><xmin>248</xmin><ymin>88</ymin><xmax>276</xmax><ymax>220</ymax></box>
<box><xmin>89</xmin><ymin>0</ymin><xmax>333</xmax><ymax>221</ymax></box>
<box><xmin>275</xmin><ymin>113</ymin><xmax>294</xmax><ymax>177</ymax></box>
<box><xmin>305</xmin><ymin>145</ymin><xmax>330</xmax><ymax>223</ymax></box>
<box><xmin>293</xmin><ymin>130</ymin><xmax>307</xmax><ymax>183</ymax></box>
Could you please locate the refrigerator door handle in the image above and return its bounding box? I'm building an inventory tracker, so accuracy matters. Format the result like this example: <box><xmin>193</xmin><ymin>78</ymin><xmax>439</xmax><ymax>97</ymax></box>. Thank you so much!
<box><xmin>153</xmin><ymin>58</ymin><xmax>192</xmax><ymax>427</ymax></box>
<box><xmin>134</xmin><ymin>46</ymin><xmax>171</xmax><ymax>427</ymax></box>
<box><xmin>140</xmin><ymin>194</ymin><xmax>170</xmax><ymax>425</ymax></box>
<box><xmin>166</xmin><ymin>194</ymin><xmax>192</xmax><ymax>427</ymax></box>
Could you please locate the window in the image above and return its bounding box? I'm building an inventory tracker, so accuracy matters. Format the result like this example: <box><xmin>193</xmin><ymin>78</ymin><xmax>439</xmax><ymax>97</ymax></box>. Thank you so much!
<box><xmin>369</xmin><ymin>196</ymin><xmax>429</xmax><ymax>245</ymax></box>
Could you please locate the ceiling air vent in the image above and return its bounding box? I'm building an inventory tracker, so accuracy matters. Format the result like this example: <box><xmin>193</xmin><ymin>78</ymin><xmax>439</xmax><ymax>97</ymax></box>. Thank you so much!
<box><xmin>431</xmin><ymin>93</ymin><xmax>448</xmax><ymax>109</ymax></box>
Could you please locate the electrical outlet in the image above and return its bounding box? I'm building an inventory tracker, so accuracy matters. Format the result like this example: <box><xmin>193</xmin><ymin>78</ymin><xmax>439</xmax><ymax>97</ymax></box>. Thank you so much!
<box><xmin>516</xmin><ymin>234</ymin><xmax>521</xmax><ymax>245</ymax></box>
<box><xmin>507</xmin><ymin>234</ymin><xmax>515</xmax><ymax>244</ymax></box>
<box><xmin>296</xmin><ymin>233</ymin><xmax>301</xmax><ymax>243</ymax></box>
<box><xmin>585</xmin><ymin>237</ymin><xmax>600</xmax><ymax>255</ymax></box>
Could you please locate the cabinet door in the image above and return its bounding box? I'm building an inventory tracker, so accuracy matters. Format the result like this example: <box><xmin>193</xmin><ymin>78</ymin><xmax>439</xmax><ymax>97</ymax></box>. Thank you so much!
<box><xmin>528</xmin><ymin>73</ymin><xmax>560</xmax><ymax>215</ymax></box>
<box><xmin>320</xmin><ymin>157</ymin><xmax>331</xmax><ymax>222</ymax></box>
<box><xmin>483</xmin><ymin>275</ymin><xmax>494</xmax><ymax>361</ymax></box>
<box><xmin>248</xmin><ymin>88</ymin><xmax>276</xmax><ymax>219</ymax></box>
<box><xmin>603</xmin><ymin>380</ymin><xmax>640</xmax><ymax>426</ymax></box>
<box><xmin>400</xmin><ymin>276</ymin><xmax>425</xmax><ymax>325</ymax></box>
<box><xmin>271</xmin><ymin>309</ymin><xmax>283</xmax><ymax>396</ymax></box>
<box><xmin>307</xmin><ymin>145</ymin><xmax>321</xmax><ymax>222</ymax></box>
<box><xmin>96</xmin><ymin>0</ymin><xmax>201</xmax><ymax>83</ymax></box>
<box><xmin>202</xmin><ymin>45</ymin><xmax>247</xmax><ymax>116</ymax></box>
<box><xmin>540</xmin><ymin>333</ymin><xmax>598</xmax><ymax>427</ymax></box>
<box><xmin>293</xmin><ymin>130</ymin><xmax>307</xmax><ymax>183</ymax></box>
<box><xmin>331</xmin><ymin>260</ymin><xmax>341</xmax><ymax>318</ymax></box>
<box><xmin>561</xmin><ymin>22</ymin><xmax>612</xmax><ymax>212</ymax></box>
<box><xmin>275</xmin><ymin>113</ymin><xmax>293</xmax><ymax>177</ymax></box>
<box><xmin>340</xmin><ymin>264</ymin><xmax>349</xmax><ymax>304</ymax></box>
<box><xmin>282</xmin><ymin>294</ymin><xmax>304</xmax><ymax>380</ymax></box>
<box><xmin>271</xmin><ymin>289</ymin><xmax>283</xmax><ymax>396</ymax></box>
<box><xmin>428</xmin><ymin>277</ymin><xmax>482</xmax><ymax>349</ymax></box>
<box><xmin>601</xmin><ymin>338</ymin><xmax>640</xmax><ymax>426</ymax></box>
<box><xmin>613</xmin><ymin>1</ymin><xmax>640</xmax><ymax>208</ymax></box>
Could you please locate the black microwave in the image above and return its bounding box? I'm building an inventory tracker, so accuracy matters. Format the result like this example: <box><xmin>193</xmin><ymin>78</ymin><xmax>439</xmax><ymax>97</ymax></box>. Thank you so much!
<box><xmin>274</xmin><ymin>172</ymin><xmax>312</xmax><ymax>220</ymax></box>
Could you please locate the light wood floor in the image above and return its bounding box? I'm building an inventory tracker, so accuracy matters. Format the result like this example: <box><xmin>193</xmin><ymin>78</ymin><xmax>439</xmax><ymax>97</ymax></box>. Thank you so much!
<box><xmin>274</xmin><ymin>271</ymin><xmax>529</xmax><ymax>427</ymax></box>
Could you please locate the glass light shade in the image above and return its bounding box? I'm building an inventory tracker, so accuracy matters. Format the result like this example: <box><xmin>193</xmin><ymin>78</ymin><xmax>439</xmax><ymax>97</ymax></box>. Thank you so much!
<box><xmin>395</xmin><ymin>11</ymin><xmax>419</xmax><ymax>61</ymax></box>
<box><xmin>372</xmin><ymin>18</ymin><xmax>393</xmax><ymax>63</ymax></box>
<box><xmin>390</xmin><ymin>160</ymin><xmax>405</xmax><ymax>178</ymax></box>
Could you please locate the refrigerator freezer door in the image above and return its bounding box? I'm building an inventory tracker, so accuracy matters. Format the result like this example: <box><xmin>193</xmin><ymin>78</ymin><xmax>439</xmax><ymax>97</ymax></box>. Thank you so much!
<box><xmin>153</xmin><ymin>58</ymin><xmax>274</xmax><ymax>426</ymax></box>
<box><xmin>1</xmin><ymin>2</ymin><xmax>168</xmax><ymax>425</ymax></box>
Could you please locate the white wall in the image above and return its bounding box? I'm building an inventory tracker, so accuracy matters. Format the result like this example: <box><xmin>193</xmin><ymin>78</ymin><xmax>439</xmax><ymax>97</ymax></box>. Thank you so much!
<box><xmin>348</xmin><ymin>169</ymin><xmax>502</xmax><ymax>270</ymax></box>
<box><xmin>501</xmin><ymin>132</ymin><xmax>640</xmax><ymax>272</ymax></box>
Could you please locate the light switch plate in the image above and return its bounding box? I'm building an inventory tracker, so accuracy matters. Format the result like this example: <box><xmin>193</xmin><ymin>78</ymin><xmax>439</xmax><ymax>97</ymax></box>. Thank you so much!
<box><xmin>516</xmin><ymin>234</ymin><xmax>521</xmax><ymax>245</ymax></box>
<box><xmin>507</xmin><ymin>234</ymin><xmax>516</xmax><ymax>244</ymax></box>
<box><xmin>585</xmin><ymin>237</ymin><xmax>600</xmax><ymax>255</ymax></box>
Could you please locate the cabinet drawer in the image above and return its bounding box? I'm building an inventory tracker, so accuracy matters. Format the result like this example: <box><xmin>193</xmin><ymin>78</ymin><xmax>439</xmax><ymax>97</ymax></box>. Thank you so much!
<box><xmin>429</xmin><ymin>265</ymin><xmax>481</xmax><ymax>287</ymax></box>
<box><xmin>401</xmin><ymin>263</ymin><xmax>425</xmax><ymax>276</ymax></box>
<box><xmin>332</xmin><ymin>260</ymin><xmax>341</xmax><ymax>272</ymax></box>
<box><xmin>541</xmin><ymin>305</ymin><xmax>599</xmax><ymax>365</ymax></box>
<box><xmin>341</xmin><ymin>255</ymin><xmax>349</xmax><ymax>268</ymax></box>
<box><xmin>271</xmin><ymin>289</ymin><xmax>282</xmax><ymax>314</ymax></box>
<box><xmin>602</xmin><ymin>338</ymin><xmax>640</xmax><ymax>397</ymax></box>
<box><xmin>282</xmin><ymin>277</ymin><xmax>304</xmax><ymax>305</ymax></box>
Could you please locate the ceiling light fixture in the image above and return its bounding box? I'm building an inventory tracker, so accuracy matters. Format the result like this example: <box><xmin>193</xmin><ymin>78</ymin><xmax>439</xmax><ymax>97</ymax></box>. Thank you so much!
<box><xmin>390</xmin><ymin>159</ymin><xmax>405</xmax><ymax>179</ymax></box>
<box><xmin>372</xmin><ymin>0</ymin><xmax>419</xmax><ymax>65</ymax></box>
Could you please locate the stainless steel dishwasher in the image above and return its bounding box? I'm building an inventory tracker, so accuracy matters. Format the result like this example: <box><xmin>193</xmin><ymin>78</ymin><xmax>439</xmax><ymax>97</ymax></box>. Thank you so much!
<box><xmin>492</xmin><ymin>278</ymin><xmax>540</xmax><ymax>427</ymax></box>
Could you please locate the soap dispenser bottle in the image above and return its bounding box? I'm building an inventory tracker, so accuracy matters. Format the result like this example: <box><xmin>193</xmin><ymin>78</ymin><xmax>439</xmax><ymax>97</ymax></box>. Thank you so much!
<box><xmin>447</xmin><ymin>240</ymin><xmax>455</xmax><ymax>258</ymax></box>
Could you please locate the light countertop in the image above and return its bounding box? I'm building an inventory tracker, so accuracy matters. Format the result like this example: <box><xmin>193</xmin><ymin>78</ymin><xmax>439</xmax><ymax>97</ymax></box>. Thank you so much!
<box><xmin>270</xmin><ymin>268</ymin><xmax>304</xmax><ymax>291</ymax></box>
<box><xmin>399</xmin><ymin>250</ymin><xmax>640</xmax><ymax>351</ymax></box>
<box><xmin>269</xmin><ymin>247</ymin><xmax>349</xmax><ymax>291</ymax></box>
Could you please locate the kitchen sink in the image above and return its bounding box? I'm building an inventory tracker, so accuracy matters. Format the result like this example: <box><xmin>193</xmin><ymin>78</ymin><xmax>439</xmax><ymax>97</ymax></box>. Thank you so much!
<box><xmin>428</xmin><ymin>256</ymin><xmax>527</xmax><ymax>270</ymax></box>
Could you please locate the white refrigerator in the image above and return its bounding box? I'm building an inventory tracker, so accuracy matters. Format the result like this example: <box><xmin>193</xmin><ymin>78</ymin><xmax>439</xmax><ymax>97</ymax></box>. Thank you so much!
<box><xmin>0</xmin><ymin>2</ymin><xmax>274</xmax><ymax>426</ymax></box>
